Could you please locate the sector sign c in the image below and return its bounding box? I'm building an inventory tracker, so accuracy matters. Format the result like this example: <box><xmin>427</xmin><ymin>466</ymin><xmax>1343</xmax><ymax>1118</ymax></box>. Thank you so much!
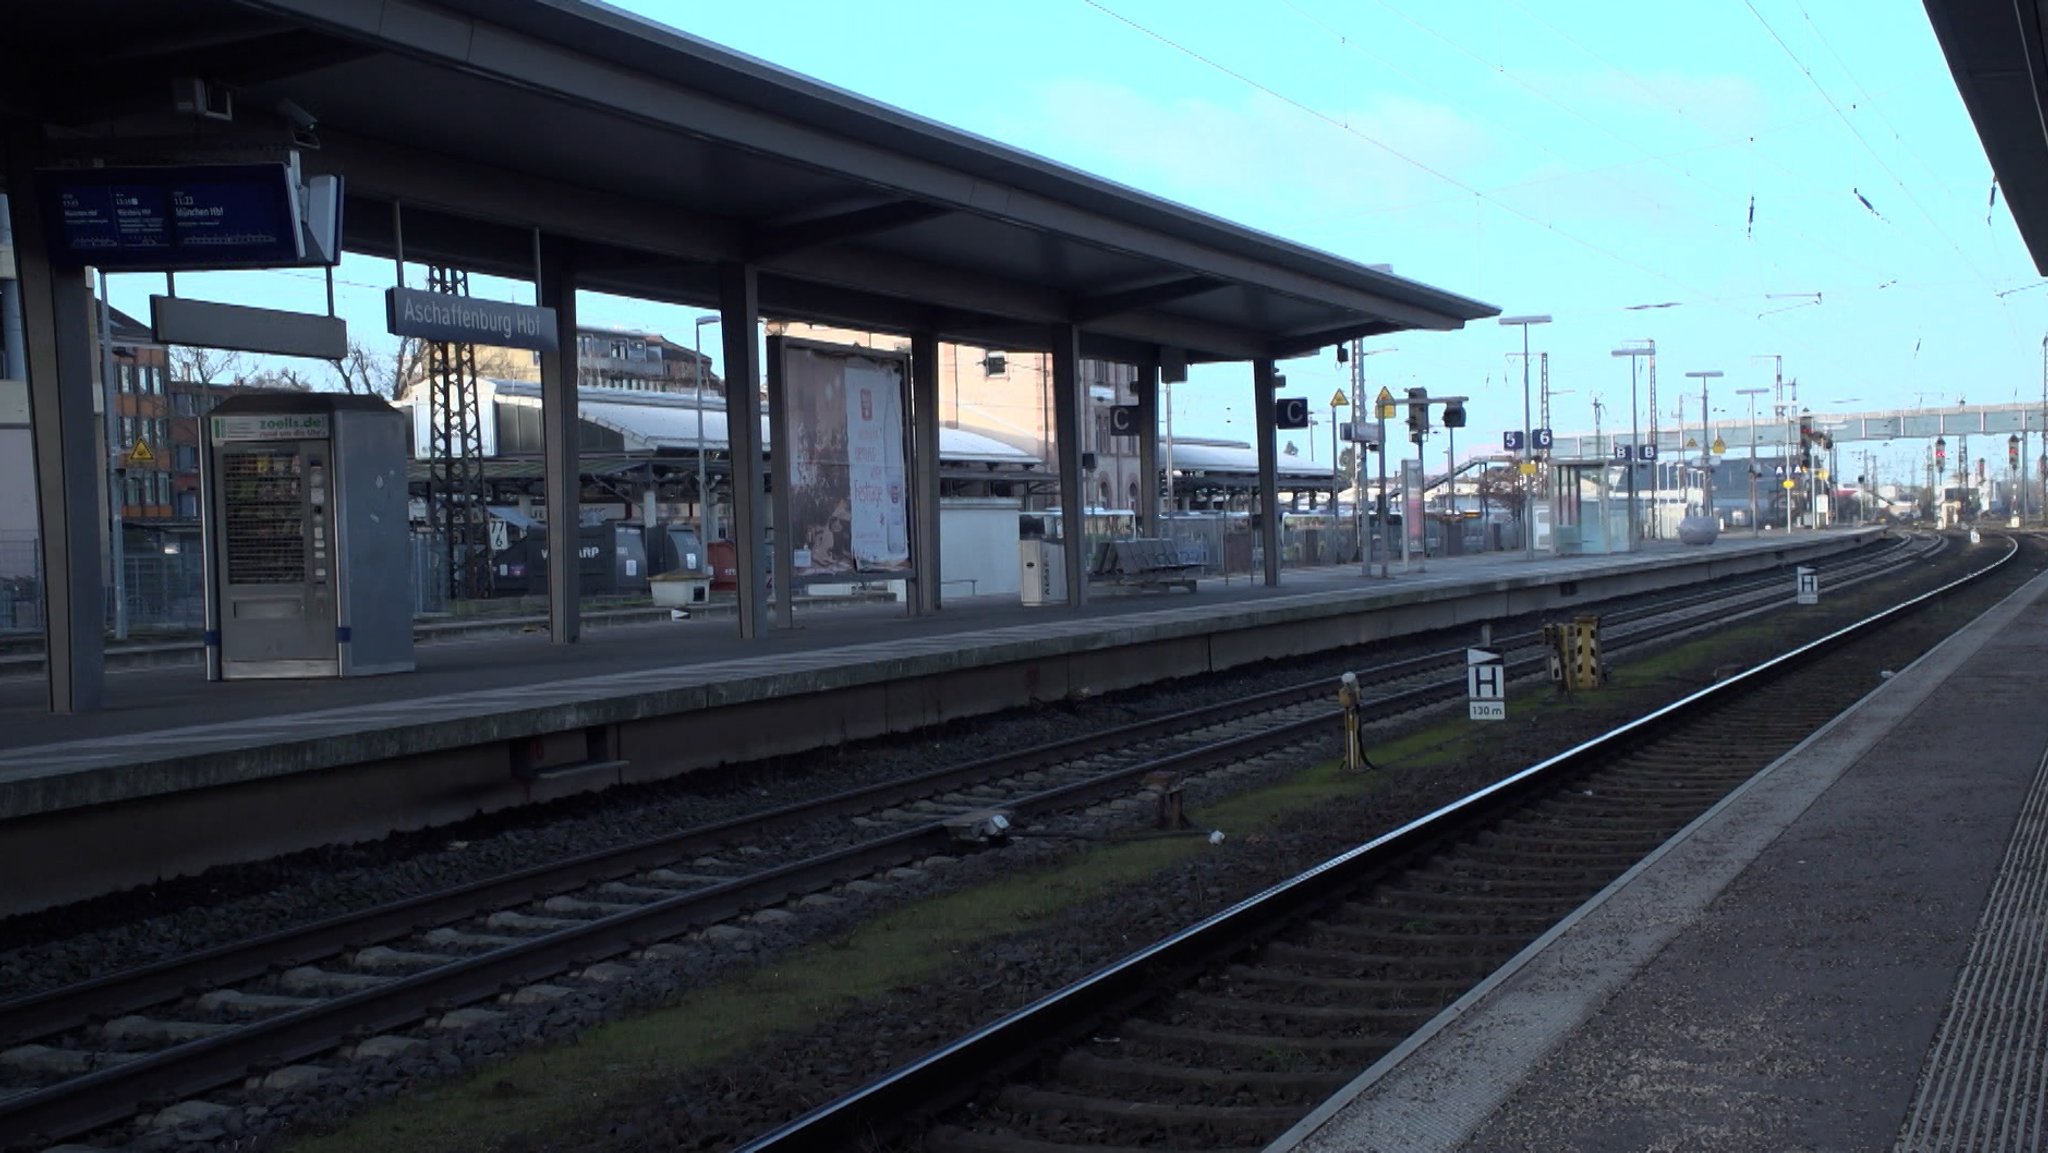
<box><xmin>1275</xmin><ymin>396</ymin><xmax>1311</xmax><ymax>429</ymax></box>
<box><xmin>1108</xmin><ymin>404</ymin><xmax>1141</xmax><ymax>436</ymax></box>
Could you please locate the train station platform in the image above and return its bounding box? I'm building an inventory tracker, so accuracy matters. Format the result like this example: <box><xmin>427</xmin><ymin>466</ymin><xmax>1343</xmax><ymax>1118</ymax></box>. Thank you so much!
<box><xmin>1268</xmin><ymin>539</ymin><xmax>2048</xmax><ymax>1152</ymax></box>
<box><xmin>0</xmin><ymin>529</ymin><xmax>1877</xmax><ymax>914</ymax></box>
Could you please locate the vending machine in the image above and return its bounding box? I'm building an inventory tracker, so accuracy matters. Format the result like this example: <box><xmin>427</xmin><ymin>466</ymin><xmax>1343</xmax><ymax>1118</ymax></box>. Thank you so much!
<box><xmin>203</xmin><ymin>393</ymin><xmax>413</xmax><ymax>679</ymax></box>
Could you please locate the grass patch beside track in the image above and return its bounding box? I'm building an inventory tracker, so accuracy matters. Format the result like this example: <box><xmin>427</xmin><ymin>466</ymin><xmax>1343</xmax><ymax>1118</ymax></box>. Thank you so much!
<box><xmin>282</xmin><ymin>763</ymin><xmax>1381</xmax><ymax>1153</ymax></box>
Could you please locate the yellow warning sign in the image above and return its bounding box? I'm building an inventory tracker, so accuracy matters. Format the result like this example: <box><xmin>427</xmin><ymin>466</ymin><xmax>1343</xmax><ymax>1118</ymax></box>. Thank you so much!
<box><xmin>127</xmin><ymin>440</ymin><xmax>155</xmax><ymax>466</ymax></box>
<box><xmin>1684</xmin><ymin>437</ymin><xmax>1698</xmax><ymax>449</ymax></box>
<box><xmin>1711</xmin><ymin>437</ymin><xmax>1726</xmax><ymax>455</ymax></box>
<box><xmin>1375</xmin><ymin>387</ymin><xmax>1397</xmax><ymax>419</ymax></box>
<box><xmin>1781</xmin><ymin>479</ymin><xmax>1796</xmax><ymax>490</ymax></box>
<box><xmin>1330</xmin><ymin>390</ymin><xmax>1350</xmax><ymax>407</ymax></box>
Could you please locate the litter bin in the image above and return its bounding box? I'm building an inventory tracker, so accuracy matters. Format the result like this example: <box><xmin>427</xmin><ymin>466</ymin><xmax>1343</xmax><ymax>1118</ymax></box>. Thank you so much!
<box><xmin>1018</xmin><ymin>538</ymin><xmax>1067</xmax><ymax>606</ymax></box>
<box><xmin>1017</xmin><ymin>515</ymin><xmax>1067</xmax><ymax>606</ymax></box>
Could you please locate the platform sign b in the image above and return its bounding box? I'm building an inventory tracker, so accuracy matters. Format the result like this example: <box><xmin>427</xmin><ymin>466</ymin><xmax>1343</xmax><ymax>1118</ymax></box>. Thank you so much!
<box><xmin>1467</xmin><ymin>648</ymin><xmax>1505</xmax><ymax>721</ymax></box>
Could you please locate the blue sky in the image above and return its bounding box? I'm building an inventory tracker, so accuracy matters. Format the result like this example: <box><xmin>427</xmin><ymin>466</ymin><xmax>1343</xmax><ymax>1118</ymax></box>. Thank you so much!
<box><xmin>105</xmin><ymin>0</ymin><xmax>2041</xmax><ymax>483</ymax></box>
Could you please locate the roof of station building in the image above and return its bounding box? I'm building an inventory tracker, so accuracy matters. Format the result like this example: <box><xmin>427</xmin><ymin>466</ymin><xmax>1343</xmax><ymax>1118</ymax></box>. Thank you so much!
<box><xmin>462</xmin><ymin>380</ymin><xmax>1044</xmax><ymax>466</ymax></box>
<box><xmin>2</xmin><ymin>0</ymin><xmax>1496</xmax><ymax>363</ymax></box>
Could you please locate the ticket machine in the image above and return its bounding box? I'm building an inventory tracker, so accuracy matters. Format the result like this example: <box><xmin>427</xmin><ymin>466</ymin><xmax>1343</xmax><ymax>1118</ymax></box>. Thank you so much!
<box><xmin>203</xmin><ymin>393</ymin><xmax>413</xmax><ymax>679</ymax></box>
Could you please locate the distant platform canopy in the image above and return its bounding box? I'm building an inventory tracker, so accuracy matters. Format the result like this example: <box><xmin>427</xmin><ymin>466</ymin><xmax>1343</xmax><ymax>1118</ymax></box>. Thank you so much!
<box><xmin>1</xmin><ymin>0</ymin><xmax>1495</xmax><ymax>361</ymax></box>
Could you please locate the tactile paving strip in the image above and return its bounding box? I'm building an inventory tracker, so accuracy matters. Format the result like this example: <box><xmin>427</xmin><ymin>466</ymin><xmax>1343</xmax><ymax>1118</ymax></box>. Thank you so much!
<box><xmin>1896</xmin><ymin>747</ymin><xmax>2048</xmax><ymax>1152</ymax></box>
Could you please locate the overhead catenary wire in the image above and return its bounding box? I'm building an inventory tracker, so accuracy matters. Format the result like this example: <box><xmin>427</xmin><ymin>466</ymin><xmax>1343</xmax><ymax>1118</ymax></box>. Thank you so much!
<box><xmin>1495</xmin><ymin>0</ymin><xmax>1906</xmax><ymax>282</ymax></box>
<box><xmin>1075</xmin><ymin>0</ymin><xmax>1714</xmax><ymax>299</ymax></box>
<box><xmin>1331</xmin><ymin>0</ymin><xmax>1889</xmax><ymax>285</ymax></box>
<box><xmin>1259</xmin><ymin>0</ymin><xmax>1912</xmax><ymax>371</ymax></box>
<box><xmin>1741</xmin><ymin>0</ymin><xmax>1996</xmax><ymax>293</ymax></box>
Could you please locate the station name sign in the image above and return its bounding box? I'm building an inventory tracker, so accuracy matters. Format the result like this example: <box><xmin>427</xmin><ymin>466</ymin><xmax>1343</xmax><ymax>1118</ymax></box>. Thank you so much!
<box><xmin>386</xmin><ymin>287</ymin><xmax>559</xmax><ymax>353</ymax></box>
<box><xmin>39</xmin><ymin>163</ymin><xmax>313</xmax><ymax>270</ymax></box>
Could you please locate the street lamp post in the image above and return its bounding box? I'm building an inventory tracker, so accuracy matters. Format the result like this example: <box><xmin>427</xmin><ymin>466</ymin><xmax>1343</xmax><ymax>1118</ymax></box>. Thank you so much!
<box><xmin>1610</xmin><ymin>344</ymin><xmax>1653</xmax><ymax>548</ymax></box>
<box><xmin>1354</xmin><ymin>345</ymin><xmax>1399</xmax><ymax>578</ymax></box>
<box><xmin>2012</xmin><ymin>434</ymin><xmax>2023</xmax><ymax>523</ymax></box>
<box><xmin>1685</xmin><ymin>371</ymin><xmax>1722</xmax><ymax>527</ymax></box>
<box><xmin>693</xmin><ymin>315</ymin><xmax>721</xmax><ymax>550</ymax></box>
<box><xmin>1737</xmin><ymin>388</ymin><xmax>1767</xmax><ymax>536</ymax></box>
<box><xmin>1500</xmin><ymin>315</ymin><xmax>1551</xmax><ymax>560</ymax></box>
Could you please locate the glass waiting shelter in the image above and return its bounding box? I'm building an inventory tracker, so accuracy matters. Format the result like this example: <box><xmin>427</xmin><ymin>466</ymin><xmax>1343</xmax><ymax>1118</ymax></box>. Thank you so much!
<box><xmin>1548</xmin><ymin>457</ymin><xmax>1633</xmax><ymax>555</ymax></box>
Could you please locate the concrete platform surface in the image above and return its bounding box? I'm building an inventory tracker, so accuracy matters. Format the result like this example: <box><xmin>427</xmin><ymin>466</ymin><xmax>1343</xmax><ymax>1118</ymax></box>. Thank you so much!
<box><xmin>1268</xmin><ymin>547</ymin><xmax>2048</xmax><ymax>1152</ymax></box>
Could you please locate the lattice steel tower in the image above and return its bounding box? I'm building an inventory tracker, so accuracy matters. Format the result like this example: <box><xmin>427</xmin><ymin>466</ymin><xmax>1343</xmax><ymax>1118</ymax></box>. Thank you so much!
<box><xmin>425</xmin><ymin>265</ymin><xmax>491</xmax><ymax>600</ymax></box>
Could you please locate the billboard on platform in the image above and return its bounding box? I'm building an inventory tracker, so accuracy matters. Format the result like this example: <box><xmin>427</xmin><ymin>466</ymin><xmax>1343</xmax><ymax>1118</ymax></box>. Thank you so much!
<box><xmin>782</xmin><ymin>341</ymin><xmax>912</xmax><ymax>581</ymax></box>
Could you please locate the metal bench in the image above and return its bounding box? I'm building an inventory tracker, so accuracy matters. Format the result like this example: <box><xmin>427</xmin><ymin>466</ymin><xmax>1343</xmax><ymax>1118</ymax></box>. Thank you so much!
<box><xmin>1088</xmin><ymin>538</ymin><xmax>1200</xmax><ymax>593</ymax></box>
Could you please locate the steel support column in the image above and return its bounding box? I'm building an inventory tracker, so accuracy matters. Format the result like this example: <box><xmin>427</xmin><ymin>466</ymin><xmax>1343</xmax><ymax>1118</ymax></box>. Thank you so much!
<box><xmin>6</xmin><ymin>135</ymin><xmax>105</xmax><ymax>712</ymax></box>
<box><xmin>537</xmin><ymin>239</ymin><xmax>580</xmax><ymax>644</ymax></box>
<box><xmin>764</xmin><ymin>333</ymin><xmax>794</xmax><ymax>631</ymax></box>
<box><xmin>911</xmin><ymin>330</ymin><xmax>941</xmax><ymax>613</ymax></box>
<box><xmin>1254</xmin><ymin>357</ymin><xmax>1281</xmax><ymax>586</ymax></box>
<box><xmin>1049</xmin><ymin>323</ymin><xmax>1087</xmax><ymax>608</ymax></box>
<box><xmin>1134</xmin><ymin>362</ymin><xmax>1160</xmax><ymax>537</ymax></box>
<box><xmin>720</xmin><ymin>263</ymin><xmax>769</xmax><ymax>639</ymax></box>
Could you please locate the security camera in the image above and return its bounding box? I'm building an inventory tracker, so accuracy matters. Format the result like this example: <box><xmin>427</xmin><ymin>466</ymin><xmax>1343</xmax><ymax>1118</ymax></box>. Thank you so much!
<box><xmin>275</xmin><ymin>99</ymin><xmax>317</xmax><ymax>133</ymax></box>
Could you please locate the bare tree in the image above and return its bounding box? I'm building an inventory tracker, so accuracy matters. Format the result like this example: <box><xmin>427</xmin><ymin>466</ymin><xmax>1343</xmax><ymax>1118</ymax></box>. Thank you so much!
<box><xmin>1475</xmin><ymin>463</ymin><xmax>1531</xmax><ymax>519</ymax></box>
<box><xmin>240</xmin><ymin>366</ymin><xmax>314</xmax><ymax>391</ymax></box>
<box><xmin>329</xmin><ymin>337</ymin><xmax>427</xmax><ymax>400</ymax></box>
<box><xmin>471</xmin><ymin>344</ymin><xmax>538</xmax><ymax>382</ymax></box>
<box><xmin>167</xmin><ymin>346</ymin><xmax>245</xmax><ymax>386</ymax></box>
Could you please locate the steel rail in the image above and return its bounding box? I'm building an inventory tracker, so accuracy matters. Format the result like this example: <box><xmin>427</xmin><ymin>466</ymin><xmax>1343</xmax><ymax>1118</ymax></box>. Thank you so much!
<box><xmin>733</xmin><ymin>535</ymin><xmax>2016</xmax><ymax>1153</ymax></box>
<box><xmin>0</xmin><ymin>535</ymin><xmax>1932</xmax><ymax>1147</ymax></box>
<box><xmin>1</xmin><ymin>536</ymin><xmax>1913</xmax><ymax>1047</ymax></box>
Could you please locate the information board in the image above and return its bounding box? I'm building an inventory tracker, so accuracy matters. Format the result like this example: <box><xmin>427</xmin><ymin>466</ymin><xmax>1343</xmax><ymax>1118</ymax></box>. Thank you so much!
<box><xmin>38</xmin><ymin>163</ymin><xmax>309</xmax><ymax>269</ymax></box>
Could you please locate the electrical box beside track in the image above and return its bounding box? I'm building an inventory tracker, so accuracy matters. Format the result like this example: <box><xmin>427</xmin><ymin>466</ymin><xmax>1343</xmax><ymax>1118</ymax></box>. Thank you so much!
<box><xmin>203</xmin><ymin>393</ymin><xmax>414</xmax><ymax>680</ymax></box>
<box><xmin>1544</xmin><ymin>614</ymin><xmax>1605</xmax><ymax>693</ymax></box>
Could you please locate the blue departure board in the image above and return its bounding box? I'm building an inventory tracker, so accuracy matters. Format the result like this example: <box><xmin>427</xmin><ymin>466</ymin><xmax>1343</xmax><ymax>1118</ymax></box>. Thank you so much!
<box><xmin>37</xmin><ymin>163</ymin><xmax>305</xmax><ymax>269</ymax></box>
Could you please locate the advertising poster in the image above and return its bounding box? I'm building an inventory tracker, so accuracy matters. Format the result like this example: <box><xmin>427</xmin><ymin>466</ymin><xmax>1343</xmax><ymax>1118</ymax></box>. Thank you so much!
<box><xmin>784</xmin><ymin>344</ymin><xmax>911</xmax><ymax>580</ymax></box>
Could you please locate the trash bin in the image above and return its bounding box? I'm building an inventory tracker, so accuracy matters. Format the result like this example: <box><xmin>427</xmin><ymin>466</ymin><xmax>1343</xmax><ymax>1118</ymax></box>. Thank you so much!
<box><xmin>1018</xmin><ymin>538</ymin><xmax>1067</xmax><ymax>606</ymax></box>
<box><xmin>1019</xmin><ymin>538</ymin><xmax>1050</xmax><ymax>606</ymax></box>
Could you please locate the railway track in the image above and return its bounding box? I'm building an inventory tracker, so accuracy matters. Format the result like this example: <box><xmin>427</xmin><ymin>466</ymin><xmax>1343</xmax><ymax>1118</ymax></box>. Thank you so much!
<box><xmin>0</xmin><ymin>534</ymin><xmax>1940</xmax><ymax>1149</ymax></box>
<box><xmin>731</xmin><ymin>533</ymin><xmax>2022</xmax><ymax>1153</ymax></box>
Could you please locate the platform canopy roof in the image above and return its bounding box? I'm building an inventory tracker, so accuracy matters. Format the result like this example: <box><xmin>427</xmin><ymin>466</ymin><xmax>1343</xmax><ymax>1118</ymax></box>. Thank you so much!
<box><xmin>1925</xmin><ymin>0</ymin><xmax>2048</xmax><ymax>272</ymax></box>
<box><xmin>0</xmin><ymin>0</ymin><xmax>1495</xmax><ymax>363</ymax></box>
